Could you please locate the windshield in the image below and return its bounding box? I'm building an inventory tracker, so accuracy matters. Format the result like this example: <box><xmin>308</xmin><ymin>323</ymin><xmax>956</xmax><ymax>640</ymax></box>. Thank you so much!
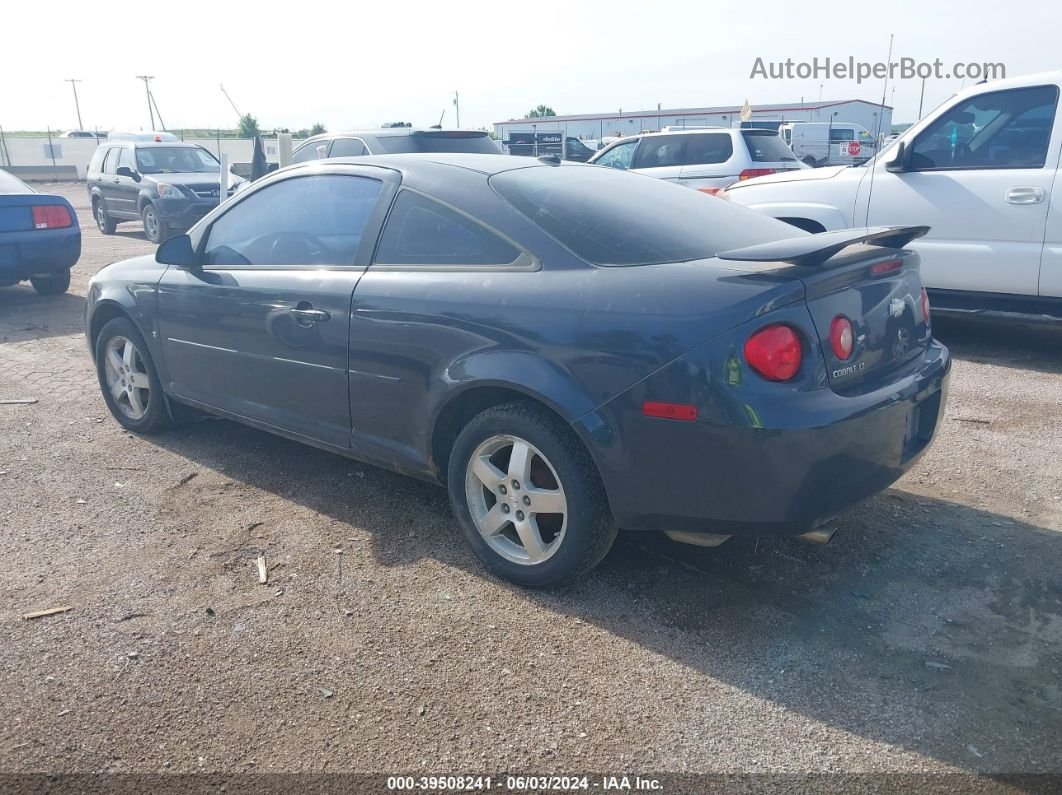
<box><xmin>491</xmin><ymin>164</ymin><xmax>797</xmax><ymax>267</ymax></box>
<box><xmin>135</xmin><ymin>147</ymin><xmax>219</xmax><ymax>174</ymax></box>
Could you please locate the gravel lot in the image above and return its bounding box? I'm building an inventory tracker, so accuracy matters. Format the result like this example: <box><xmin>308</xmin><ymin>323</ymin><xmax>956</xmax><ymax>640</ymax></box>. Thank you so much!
<box><xmin>1</xmin><ymin>184</ymin><xmax>1060</xmax><ymax>786</ymax></box>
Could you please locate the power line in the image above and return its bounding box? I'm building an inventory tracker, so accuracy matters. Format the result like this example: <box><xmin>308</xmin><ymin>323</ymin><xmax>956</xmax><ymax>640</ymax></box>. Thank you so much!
<box><xmin>135</xmin><ymin>76</ymin><xmax>156</xmax><ymax>130</ymax></box>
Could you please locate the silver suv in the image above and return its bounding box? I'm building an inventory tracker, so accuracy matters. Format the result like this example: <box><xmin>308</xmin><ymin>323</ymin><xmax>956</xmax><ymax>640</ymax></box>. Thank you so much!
<box><xmin>588</xmin><ymin>127</ymin><xmax>804</xmax><ymax>195</ymax></box>
<box><xmin>291</xmin><ymin>128</ymin><xmax>501</xmax><ymax>162</ymax></box>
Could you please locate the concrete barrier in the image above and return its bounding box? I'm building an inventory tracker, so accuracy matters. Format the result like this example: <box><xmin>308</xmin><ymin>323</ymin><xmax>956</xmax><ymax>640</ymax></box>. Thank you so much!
<box><xmin>4</xmin><ymin>165</ymin><xmax>80</xmax><ymax>182</ymax></box>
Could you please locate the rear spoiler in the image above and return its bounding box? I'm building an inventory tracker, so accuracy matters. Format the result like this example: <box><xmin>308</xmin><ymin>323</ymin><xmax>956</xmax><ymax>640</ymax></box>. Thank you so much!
<box><xmin>717</xmin><ymin>226</ymin><xmax>929</xmax><ymax>268</ymax></box>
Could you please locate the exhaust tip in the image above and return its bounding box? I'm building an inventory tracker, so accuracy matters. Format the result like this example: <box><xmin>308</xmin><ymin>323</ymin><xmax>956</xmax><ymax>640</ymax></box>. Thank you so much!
<box><xmin>664</xmin><ymin>531</ymin><xmax>731</xmax><ymax>548</ymax></box>
<box><xmin>799</xmin><ymin>526</ymin><xmax>837</xmax><ymax>545</ymax></box>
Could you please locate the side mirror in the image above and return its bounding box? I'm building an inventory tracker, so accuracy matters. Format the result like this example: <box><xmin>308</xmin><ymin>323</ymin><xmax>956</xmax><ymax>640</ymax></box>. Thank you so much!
<box><xmin>885</xmin><ymin>141</ymin><xmax>910</xmax><ymax>173</ymax></box>
<box><xmin>156</xmin><ymin>233</ymin><xmax>198</xmax><ymax>269</ymax></box>
<box><xmin>116</xmin><ymin>166</ymin><xmax>140</xmax><ymax>181</ymax></box>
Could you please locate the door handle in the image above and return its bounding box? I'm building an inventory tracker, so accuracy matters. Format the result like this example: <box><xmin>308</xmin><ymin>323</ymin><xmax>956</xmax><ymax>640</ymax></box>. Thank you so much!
<box><xmin>289</xmin><ymin>306</ymin><xmax>330</xmax><ymax>326</ymax></box>
<box><xmin>1005</xmin><ymin>186</ymin><xmax>1045</xmax><ymax>205</ymax></box>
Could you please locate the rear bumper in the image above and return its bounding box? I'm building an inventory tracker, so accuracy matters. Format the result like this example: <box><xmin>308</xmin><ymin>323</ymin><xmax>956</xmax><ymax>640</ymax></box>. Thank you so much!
<box><xmin>0</xmin><ymin>227</ymin><xmax>81</xmax><ymax>281</ymax></box>
<box><xmin>581</xmin><ymin>339</ymin><xmax>951</xmax><ymax>537</ymax></box>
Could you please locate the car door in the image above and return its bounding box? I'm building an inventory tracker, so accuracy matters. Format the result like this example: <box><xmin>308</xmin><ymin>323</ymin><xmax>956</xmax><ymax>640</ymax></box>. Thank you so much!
<box><xmin>345</xmin><ymin>189</ymin><xmax>538</xmax><ymax>473</ymax></box>
<box><xmin>156</xmin><ymin>167</ymin><xmax>397</xmax><ymax>448</ymax></box>
<box><xmin>113</xmin><ymin>146</ymin><xmax>141</xmax><ymax>218</ymax></box>
<box><xmin>856</xmin><ymin>84</ymin><xmax>1060</xmax><ymax>297</ymax></box>
<box><xmin>677</xmin><ymin>132</ymin><xmax>736</xmax><ymax>193</ymax></box>
<box><xmin>630</xmin><ymin>134</ymin><xmax>687</xmax><ymax>182</ymax></box>
<box><xmin>1039</xmin><ymin>140</ymin><xmax>1062</xmax><ymax>299</ymax></box>
<box><xmin>98</xmin><ymin>147</ymin><xmax>125</xmax><ymax>214</ymax></box>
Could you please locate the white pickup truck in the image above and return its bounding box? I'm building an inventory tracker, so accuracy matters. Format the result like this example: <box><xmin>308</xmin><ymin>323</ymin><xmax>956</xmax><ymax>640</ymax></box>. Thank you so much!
<box><xmin>720</xmin><ymin>71</ymin><xmax>1062</xmax><ymax>323</ymax></box>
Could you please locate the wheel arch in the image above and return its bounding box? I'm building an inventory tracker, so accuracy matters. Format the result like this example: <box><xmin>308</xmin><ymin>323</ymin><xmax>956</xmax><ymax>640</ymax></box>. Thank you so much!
<box><xmin>87</xmin><ymin>300</ymin><xmax>135</xmax><ymax>360</ymax></box>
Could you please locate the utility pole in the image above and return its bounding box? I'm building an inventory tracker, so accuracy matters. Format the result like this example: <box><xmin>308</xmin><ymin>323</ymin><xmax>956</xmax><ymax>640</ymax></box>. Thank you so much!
<box><xmin>65</xmin><ymin>79</ymin><xmax>83</xmax><ymax>130</ymax></box>
<box><xmin>453</xmin><ymin>91</ymin><xmax>460</xmax><ymax>128</ymax></box>
<box><xmin>136</xmin><ymin>76</ymin><xmax>156</xmax><ymax>130</ymax></box>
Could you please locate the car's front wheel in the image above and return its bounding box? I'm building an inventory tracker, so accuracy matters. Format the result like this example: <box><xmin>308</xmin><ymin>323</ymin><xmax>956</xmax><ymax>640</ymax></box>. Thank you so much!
<box><xmin>94</xmin><ymin>317</ymin><xmax>173</xmax><ymax>433</ymax></box>
<box><xmin>141</xmin><ymin>204</ymin><xmax>170</xmax><ymax>244</ymax></box>
<box><xmin>30</xmin><ymin>270</ymin><xmax>71</xmax><ymax>295</ymax></box>
<box><xmin>448</xmin><ymin>402</ymin><xmax>616</xmax><ymax>587</ymax></box>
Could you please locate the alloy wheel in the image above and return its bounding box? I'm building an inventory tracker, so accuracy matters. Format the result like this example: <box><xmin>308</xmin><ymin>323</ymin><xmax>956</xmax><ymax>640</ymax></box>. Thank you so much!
<box><xmin>464</xmin><ymin>434</ymin><xmax>568</xmax><ymax>565</ymax></box>
<box><xmin>103</xmin><ymin>336</ymin><xmax>151</xmax><ymax>420</ymax></box>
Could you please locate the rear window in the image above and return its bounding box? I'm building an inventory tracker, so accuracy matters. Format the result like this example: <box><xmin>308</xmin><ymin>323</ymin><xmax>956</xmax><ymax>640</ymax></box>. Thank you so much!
<box><xmin>376</xmin><ymin>132</ymin><xmax>502</xmax><ymax>155</ymax></box>
<box><xmin>741</xmin><ymin>130</ymin><xmax>798</xmax><ymax>163</ymax></box>
<box><xmin>491</xmin><ymin>165</ymin><xmax>796</xmax><ymax>267</ymax></box>
<box><xmin>0</xmin><ymin>169</ymin><xmax>33</xmax><ymax>194</ymax></box>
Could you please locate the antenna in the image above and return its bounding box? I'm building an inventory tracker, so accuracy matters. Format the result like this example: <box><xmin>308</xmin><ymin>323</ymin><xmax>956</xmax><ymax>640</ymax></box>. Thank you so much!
<box><xmin>220</xmin><ymin>84</ymin><xmax>243</xmax><ymax>121</ymax></box>
<box><xmin>437</xmin><ymin>108</ymin><xmax>446</xmax><ymax>127</ymax></box>
<box><xmin>863</xmin><ymin>33</ymin><xmax>894</xmax><ymax>227</ymax></box>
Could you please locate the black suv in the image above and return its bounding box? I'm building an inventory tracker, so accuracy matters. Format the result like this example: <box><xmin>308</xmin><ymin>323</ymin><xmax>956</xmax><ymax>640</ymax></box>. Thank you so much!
<box><xmin>87</xmin><ymin>141</ymin><xmax>246</xmax><ymax>243</ymax></box>
<box><xmin>290</xmin><ymin>128</ymin><xmax>501</xmax><ymax>163</ymax></box>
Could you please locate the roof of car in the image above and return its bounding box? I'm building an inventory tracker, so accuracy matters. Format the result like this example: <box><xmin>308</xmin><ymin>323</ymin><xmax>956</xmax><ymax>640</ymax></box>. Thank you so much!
<box><xmin>289</xmin><ymin>152</ymin><xmax>556</xmax><ymax>177</ymax></box>
<box><xmin>103</xmin><ymin>140</ymin><xmax>206</xmax><ymax>148</ymax></box>
<box><xmin>296</xmin><ymin>128</ymin><xmax>486</xmax><ymax>147</ymax></box>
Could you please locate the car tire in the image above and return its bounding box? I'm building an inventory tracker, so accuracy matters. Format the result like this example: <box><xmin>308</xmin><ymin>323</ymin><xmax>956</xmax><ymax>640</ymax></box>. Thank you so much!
<box><xmin>29</xmin><ymin>270</ymin><xmax>71</xmax><ymax>296</ymax></box>
<box><xmin>802</xmin><ymin>156</ymin><xmax>818</xmax><ymax>168</ymax></box>
<box><xmin>141</xmin><ymin>204</ymin><xmax>170</xmax><ymax>245</ymax></box>
<box><xmin>94</xmin><ymin>199</ymin><xmax>117</xmax><ymax>234</ymax></box>
<box><xmin>447</xmin><ymin>401</ymin><xmax>616</xmax><ymax>588</ymax></box>
<box><xmin>94</xmin><ymin>317</ymin><xmax>173</xmax><ymax>434</ymax></box>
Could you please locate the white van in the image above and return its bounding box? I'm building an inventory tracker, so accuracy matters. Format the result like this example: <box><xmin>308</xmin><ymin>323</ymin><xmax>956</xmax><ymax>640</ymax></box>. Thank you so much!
<box><xmin>720</xmin><ymin>70</ymin><xmax>1062</xmax><ymax>322</ymax></box>
<box><xmin>778</xmin><ymin>122</ymin><xmax>878</xmax><ymax>167</ymax></box>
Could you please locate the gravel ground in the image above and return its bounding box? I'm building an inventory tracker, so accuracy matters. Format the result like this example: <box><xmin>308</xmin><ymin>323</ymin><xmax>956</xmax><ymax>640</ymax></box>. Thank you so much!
<box><xmin>1</xmin><ymin>184</ymin><xmax>1060</xmax><ymax>786</ymax></box>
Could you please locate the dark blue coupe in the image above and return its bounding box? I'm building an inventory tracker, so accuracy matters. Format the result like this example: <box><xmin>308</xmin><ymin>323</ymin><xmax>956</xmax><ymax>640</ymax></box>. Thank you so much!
<box><xmin>86</xmin><ymin>154</ymin><xmax>949</xmax><ymax>587</ymax></box>
<box><xmin>0</xmin><ymin>169</ymin><xmax>80</xmax><ymax>294</ymax></box>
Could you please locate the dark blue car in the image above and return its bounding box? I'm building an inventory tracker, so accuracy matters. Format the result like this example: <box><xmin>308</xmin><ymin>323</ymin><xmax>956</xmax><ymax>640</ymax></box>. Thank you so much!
<box><xmin>85</xmin><ymin>154</ymin><xmax>950</xmax><ymax>587</ymax></box>
<box><xmin>0</xmin><ymin>170</ymin><xmax>81</xmax><ymax>294</ymax></box>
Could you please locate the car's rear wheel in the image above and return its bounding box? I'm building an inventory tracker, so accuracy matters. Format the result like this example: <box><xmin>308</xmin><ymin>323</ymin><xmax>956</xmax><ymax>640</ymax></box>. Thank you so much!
<box><xmin>94</xmin><ymin>199</ymin><xmax>117</xmax><ymax>234</ymax></box>
<box><xmin>29</xmin><ymin>270</ymin><xmax>71</xmax><ymax>295</ymax></box>
<box><xmin>448</xmin><ymin>402</ymin><xmax>616</xmax><ymax>587</ymax></box>
<box><xmin>94</xmin><ymin>317</ymin><xmax>173</xmax><ymax>434</ymax></box>
<box><xmin>141</xmin><ymin>204</ymin><xmax>169</xmax><ymax>244</ymax></box>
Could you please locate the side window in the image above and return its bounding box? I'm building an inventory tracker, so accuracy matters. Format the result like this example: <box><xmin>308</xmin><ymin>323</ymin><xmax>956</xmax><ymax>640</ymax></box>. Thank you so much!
<box><xmin>910</xmin><ymin>85</ymin><xmax>1059</xmax><ymax>170</ymax></box>
<box><xmin>88</xmin><ymin>147</ymin><xmax>106</xmax><ymax>174</ymax></box>
<box><xmin>594</xmin><ymin>140</ymin><xmax>638</xmax><ymax>170</ymax></box>
<box><xmin>329</xmin><ymin>138</ymin><xmax>367</xmax><ymax>157</ymax></box>
<box><xmin>102</xmin><ymin>148</ymin><xmax>120</xmax><ymax>175</ymax></box>
<box><xmin>118</xmin><ymin>147</ymin><xmax>135</xmax><ymax>171</ymax></box>
<box><xmin>203</xmin><ymin>175</ymin><xmax>382</xmax><ymax>267</ymax></box>
<box><xmin>291</xmin><ymin>140</ymin><xmax>331</xmax><ymax>163</ymax></box>
<box><xmin>631</xmin><ymin>135</ymin><xmax>687</xmax><ymax>169</ymax></box>
<box><xmin>683</xmin><ymin>134</ymin><xmax>734</xmax><ymax>165</ymax></box>
<box><xmin>375</xmin><ymin>191</ymin><xmax>521</xmax><ymax>267</ymax></box>
<box><xmin>829</xmin><ymin>128</ymin><xmax>854</xmax><ymax>142</ymax></box>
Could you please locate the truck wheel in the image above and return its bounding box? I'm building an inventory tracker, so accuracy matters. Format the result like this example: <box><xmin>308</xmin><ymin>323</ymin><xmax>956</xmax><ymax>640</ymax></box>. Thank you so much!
<box><xmin>802</xmin><ymin>156</ymin><xmax>818</xmax><ymax>168</ymax></box>
<box><xmin>30</xmin><ymin>270</ymin><xmax>71</xmax><ymax>295</ymax></box>
<box><xmin>142</xmin><ymin>204</ymin><xmax>170</xmax><ymax>244</ymax></box>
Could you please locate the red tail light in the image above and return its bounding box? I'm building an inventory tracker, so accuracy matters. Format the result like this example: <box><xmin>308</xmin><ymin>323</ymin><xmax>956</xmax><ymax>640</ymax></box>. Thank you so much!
<box><xmin>31</xmin><ymin>205</ymin><xmax>72</xmax><ymax>230</ymax></box>
<box><xmin>738</xmin><ymin>168</ymin><xmax>777</xmax><ymax>180</ymax></box>
<box><xmin>870</xmin><ymin>259</ymin><xmax>903</xmax><ymax>276</ymax></box>
<box><xmin>696</xmin><ymin>187</ymin><xmax>722</xmax><ymax>196</ymax></box>
<box><xmin>744</xmin><ymin>324</ymin><xmax>802</xmax><ymax>381</ymax></box>
<box><xmin>642</xmin><ymin>401</ymin><xmax>698</xmax><ymax>422</ymax></box>
<box><xmin>921</xmin><ymin>287</ymin><xmax>931</xmax><ymax>323</ymax></box>
<box><xmin>829</xmin><ymin>316</ymin><xmax>854</xmax><ymax>360</ymax></box>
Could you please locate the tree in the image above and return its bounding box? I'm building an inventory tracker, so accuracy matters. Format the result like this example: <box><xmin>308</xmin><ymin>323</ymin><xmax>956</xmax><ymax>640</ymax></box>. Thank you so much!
<box><xmin>238</xmin><ymin>113</ymin><xmax>261</xmax><ymax>138</ymax></box>
<box><xmin>310</xmin><ymin>122</ymin><xmax>327</xmax><ymax>135</ymax></box>
<box><xmin>525</xmin><ymin>105</ymin><xmax>556</xmax><ymax>119</ymax></box>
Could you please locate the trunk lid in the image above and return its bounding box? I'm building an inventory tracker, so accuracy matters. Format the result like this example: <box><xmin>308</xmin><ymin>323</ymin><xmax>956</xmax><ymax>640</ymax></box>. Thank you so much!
<box><xmin>0</xmin><ymin>196</ymin><xmax>34</xmax><ymax>233</ymax></box>
<box><xmin>718</xmin><ymin>226</ymin><xmax>932</xmax><ymax>391</ymax></box>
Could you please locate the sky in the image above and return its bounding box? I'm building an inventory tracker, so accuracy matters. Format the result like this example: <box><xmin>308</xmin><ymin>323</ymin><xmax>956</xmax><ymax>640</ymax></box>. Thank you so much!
<box><xmin>2</xmin><ymin>0</ymin><xmax>1059</xmax><ymax>133</ymax></box>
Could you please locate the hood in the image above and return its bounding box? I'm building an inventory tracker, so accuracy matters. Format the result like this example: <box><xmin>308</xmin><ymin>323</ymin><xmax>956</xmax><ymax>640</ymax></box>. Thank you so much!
<box><xmin>90</xmin><ymin>254</ymin><xmax>166</xmax><ymax>287</ymax></box>
<box><xmin>729</xmin><ymin>165</ymin><xmax>850</xmax><ymax>189</ymax></box>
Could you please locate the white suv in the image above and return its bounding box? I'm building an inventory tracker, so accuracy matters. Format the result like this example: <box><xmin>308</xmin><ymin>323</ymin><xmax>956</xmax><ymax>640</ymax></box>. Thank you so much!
<box><xmin>720</xmin><ymin>71</ymin><xmax>1062</xmax><ymax>322</ymax></box>
<box><xmin>588</xmin><ymin>128</ymin><xmax>804</xmax><ymax>195</ymax></box>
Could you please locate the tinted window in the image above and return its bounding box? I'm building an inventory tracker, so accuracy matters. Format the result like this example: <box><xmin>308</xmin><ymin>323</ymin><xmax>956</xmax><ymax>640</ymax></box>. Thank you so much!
<box><xmin>376</xmin><ymin>132</ymin><xmax>501</xmax><ymax>154</ymax></box>
<box><xmin>829</xmin><ymin>128</ymin><xmax>855</xmax><ymax>141</ymax></box>
<box><xmin>88</xmin><ymin>146</ymin><xmax>107</xmax><ymax>174</ymax></box>
<box><xmin>203</xmin><ymin>175</ymin><xmax>382</xmax><ymax>267</ymax></box>
<box><xmin>911</xmin><ymin>85</ymin><xmax>1059</xmax><ymax>170</ymax></box>
<box><xmin>741</xmin><ymin>131</ymin><xmax>798</xmax><ymax>163</ymax></box>
<box><xmin>593</xmin><ymin>140</ymin><xmax>637</xmax><ymax>170</ymax></box>
<box><xmin>492</xmin><ymin>165</ymin><xmax>796</xmax><ymax>266</ymax></box>
<box><xmin>292</xmin><ymin>140</ymin><xmax>330</xmax><ymax>163</ymax></box>
<box><xmin>329</xmin><ymin>138</ymin><xmax>368</xmax><ymax>157</ymax></box>
<box><xmin>375</xmin><ymin>191</ymin><xmax>520</xmax><ymax>267</ymax></box>
<box><xmin>683</xmin><ymin>133</ymin><xmax>734</xmax><ymax>165</ymax></box>
<box><xmin>136</xmin><ymin>146</ymin><xmax>218</xmax><ymax>174</ymax></box>
<box><xmin>632</xmin><ymin>135</ymin><xmax>686</xmax><ymax>169</ymax></box>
